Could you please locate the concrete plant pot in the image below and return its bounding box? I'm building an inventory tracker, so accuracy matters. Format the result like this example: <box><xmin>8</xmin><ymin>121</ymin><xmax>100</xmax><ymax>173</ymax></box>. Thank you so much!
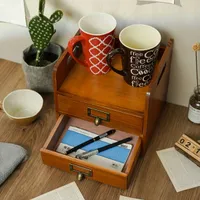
<box><xmin>22</xmin><ymin>43</ymin><xmax>63</xmax><ymax>93</ymax></box>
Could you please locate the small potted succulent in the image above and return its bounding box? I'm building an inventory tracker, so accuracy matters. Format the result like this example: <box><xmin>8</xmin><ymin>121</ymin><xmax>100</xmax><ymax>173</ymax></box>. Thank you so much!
<box><xmin>22</xmin><ymin>0</ymin><xmax>63</xmax><ymax>93</ymax></box>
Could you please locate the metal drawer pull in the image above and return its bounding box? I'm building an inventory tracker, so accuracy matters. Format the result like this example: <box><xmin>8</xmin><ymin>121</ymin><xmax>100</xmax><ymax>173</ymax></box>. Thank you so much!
<box><xmin>94</xmin><ymin>117</ymin><xmax>101</xmax><ymax>126</ymax></box>
<box><xmin>87</xmin><ymin>107</ymin><xmax>110</xmax><ymax>126</ymax></box>
<box><xmin>69</xmin><ymin>163</ymin><xmax>93</xmax><ymax>181</ymax></box>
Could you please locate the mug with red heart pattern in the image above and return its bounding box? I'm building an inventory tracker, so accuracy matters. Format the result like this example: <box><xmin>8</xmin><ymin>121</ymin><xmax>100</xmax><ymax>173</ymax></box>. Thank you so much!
<box><xmin>68</xmin><ymin>12</ymin><xmax>116</xmax><ymax>75</ymax></box>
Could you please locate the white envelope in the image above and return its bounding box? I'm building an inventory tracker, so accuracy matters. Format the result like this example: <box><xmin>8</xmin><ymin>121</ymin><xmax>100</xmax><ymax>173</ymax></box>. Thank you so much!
<box><xmin>157</xmin><ymin>147</ymin><xmax>200</xmax><ymax>192</ymax></box>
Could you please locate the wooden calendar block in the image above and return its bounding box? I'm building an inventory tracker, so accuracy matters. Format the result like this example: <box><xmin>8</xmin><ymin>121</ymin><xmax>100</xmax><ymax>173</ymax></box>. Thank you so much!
<box><xmin>175</xmin><ymin>134</ymin><xmax>200</xmax><ymax>167</ymax></box>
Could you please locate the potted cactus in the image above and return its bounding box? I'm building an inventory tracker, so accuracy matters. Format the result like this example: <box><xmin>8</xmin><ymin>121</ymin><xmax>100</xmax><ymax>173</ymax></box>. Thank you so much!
<box><xmin>22</xmin><ymin>0</ymin><xmax>63</xmax><ymax>93</ymax></box>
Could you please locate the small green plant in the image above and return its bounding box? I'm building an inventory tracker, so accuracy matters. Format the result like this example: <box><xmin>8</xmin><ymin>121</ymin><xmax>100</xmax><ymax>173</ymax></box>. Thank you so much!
<box><xmin>28</xmin><ymin>0</ymin><xmax>63</xmax><ymax>66</ymax></box>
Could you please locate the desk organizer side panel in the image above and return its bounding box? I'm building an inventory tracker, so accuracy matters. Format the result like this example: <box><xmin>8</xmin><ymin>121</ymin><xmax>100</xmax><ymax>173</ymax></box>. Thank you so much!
<box><xmin>143</xmin><ymin>39</ymin><xmax>174</xmax><ymax>153</ymax></box>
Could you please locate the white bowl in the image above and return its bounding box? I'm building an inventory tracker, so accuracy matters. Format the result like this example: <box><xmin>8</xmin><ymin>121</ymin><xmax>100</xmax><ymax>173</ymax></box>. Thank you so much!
<box><xmin>2</xmin><ymin>89</ymin><xmax>43</xmax><ymax>125</ymax></box>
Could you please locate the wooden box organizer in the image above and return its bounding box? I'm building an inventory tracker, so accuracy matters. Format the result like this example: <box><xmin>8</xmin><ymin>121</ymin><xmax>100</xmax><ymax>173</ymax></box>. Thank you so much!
<box><xmin>40</xmin><ymin>36</ymin><xmax>174</xmax><ymax>189</ymax></box>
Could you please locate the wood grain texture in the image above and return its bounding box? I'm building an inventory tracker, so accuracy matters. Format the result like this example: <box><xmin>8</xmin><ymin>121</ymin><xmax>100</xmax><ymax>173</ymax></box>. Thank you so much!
<box><xmin>1</xmin><ymin>59</ymin><xmax>200</xmax><ymax>200</ymax></box>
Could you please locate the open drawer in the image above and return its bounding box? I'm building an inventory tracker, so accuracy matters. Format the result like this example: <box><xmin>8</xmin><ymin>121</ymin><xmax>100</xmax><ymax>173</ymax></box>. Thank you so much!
<box><xmin>40</xmin><ymin>115</ymin><xmax>141</xmax><ymax>189</ymax></box>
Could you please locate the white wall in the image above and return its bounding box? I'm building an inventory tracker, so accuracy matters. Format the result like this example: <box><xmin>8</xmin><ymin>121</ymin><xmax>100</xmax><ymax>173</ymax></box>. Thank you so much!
<box><xmin>0</xmin><ymin>0</ymin><xmax>199</xmax><ymax>107</ymax></box>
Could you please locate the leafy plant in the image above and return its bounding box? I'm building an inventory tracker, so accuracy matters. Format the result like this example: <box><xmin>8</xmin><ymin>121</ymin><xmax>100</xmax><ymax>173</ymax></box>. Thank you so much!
<box><xmin>28</xmin><ymin>0</ymin><xmax>63</xmax><ymax>66</ymax></box>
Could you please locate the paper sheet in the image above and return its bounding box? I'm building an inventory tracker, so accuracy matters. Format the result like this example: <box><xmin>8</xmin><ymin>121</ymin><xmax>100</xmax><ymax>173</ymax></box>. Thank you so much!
<box><xmin>137</xmin><ymin>0</ymin><xmax>181</xmax><ymax>6</ymax></box>
<box><xmin>31</xmin><ymin>182</ymin><xmax>85</xmax><ymax>200</ymax></box>
<box><xmin>0</xmin><ymin>0</ymin><xmax>26</xmax><ymax>26</ymax></box>
<box><xmin>157</xmin><ymin>147</ymin><xmax>200</xmax><ymax>192</ymax></box>
<box><xmin>137</xmin><ymin>0</ymin><xmax>174</xmax><ymax>3</ymax></box>
<box><xmin>120</xmin><ymin>196</ymin><xmax>143</xmax><ymax>200</ymax></box>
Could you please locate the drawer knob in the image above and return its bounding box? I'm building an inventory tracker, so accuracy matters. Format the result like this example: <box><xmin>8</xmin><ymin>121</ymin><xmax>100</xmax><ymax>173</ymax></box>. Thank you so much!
<box><xmin>94</xmin><ymin>117</ymin><xmax>101</xmax><ymax>126</ymax></box>
<box><xmin>69</xmin><ymin>163</ymin><xmax>93</xmax><ymax>180</ymax></box>
<box><xmin>77</xmin><ymin>172</ymin><xmax>85</xmax><ymax>181</ymax></box>
<box><xmin>87</xmin><ymin>107</ymin><xmax>110</xmax><ymax>126</ymax></box>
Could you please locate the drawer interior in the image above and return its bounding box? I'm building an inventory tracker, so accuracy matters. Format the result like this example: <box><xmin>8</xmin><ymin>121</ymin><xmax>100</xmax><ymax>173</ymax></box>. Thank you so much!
<box><xmin>41</xmin><ymin>115</ymin><xmax>141</xmax><ymax>188</ymax></box>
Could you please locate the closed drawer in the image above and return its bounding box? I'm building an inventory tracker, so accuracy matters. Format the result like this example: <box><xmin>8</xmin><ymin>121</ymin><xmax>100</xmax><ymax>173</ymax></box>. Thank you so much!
<box><xmin>40</xmin><ymin>115</ymin><xmax>141</xmax><ymax>189</ymax></box>
<box><xmin>57</xmin><ymin>94</ymin><xmax>143</xmax><ymax>136</ymax></box>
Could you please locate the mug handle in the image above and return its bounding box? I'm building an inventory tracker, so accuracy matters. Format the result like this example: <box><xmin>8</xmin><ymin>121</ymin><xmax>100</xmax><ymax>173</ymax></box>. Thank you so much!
<box><xmin>106</xmin><ymin>48</ymin><xmax>127</xmax><ymax>76</ymax></box>
<box><xmin>68</xmin><ymin>35</ymin><xmax>88</xmax><ymax>67</ymax></box>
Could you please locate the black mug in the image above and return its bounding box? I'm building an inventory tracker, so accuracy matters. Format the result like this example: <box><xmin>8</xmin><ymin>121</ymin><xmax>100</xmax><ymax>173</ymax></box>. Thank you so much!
<box><xmin>106</xmin><ymin>24</ymin><xmax>161</xmax><ymax>87</ymax></box>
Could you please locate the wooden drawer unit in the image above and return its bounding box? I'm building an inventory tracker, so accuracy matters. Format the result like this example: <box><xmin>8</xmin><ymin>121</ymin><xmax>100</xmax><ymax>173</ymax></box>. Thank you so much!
<box><xmin>41</xmin><ymin>36</ymin><xmax>173</xmax><ymax>189</ymax></box>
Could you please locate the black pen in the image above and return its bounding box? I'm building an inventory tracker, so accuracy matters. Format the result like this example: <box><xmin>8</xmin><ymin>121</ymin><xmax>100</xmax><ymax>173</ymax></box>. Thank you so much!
<box><xmin>65</xmin><ymin>129</ymin><xmax>116</xmax><ymax>155</ymax></box>
<box><xmin>75</xmin><ymin>136</ymin><xmax>133</xmax><ymax>159</ymax></box>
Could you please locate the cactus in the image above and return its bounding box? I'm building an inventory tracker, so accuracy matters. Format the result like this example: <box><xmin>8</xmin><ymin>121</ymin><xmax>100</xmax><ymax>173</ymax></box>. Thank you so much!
<box><xmin>28</xmin><ymin>0</ymin><xmax>63</xmax><ymax>66</ymax></box>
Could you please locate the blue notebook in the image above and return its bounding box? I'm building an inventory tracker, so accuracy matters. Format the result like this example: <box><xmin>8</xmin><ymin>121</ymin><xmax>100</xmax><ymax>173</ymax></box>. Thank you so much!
<box><xmin>59</xmin><ymin>126</ymin><xmax>132</xmax><ymax>164</ymax></box>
